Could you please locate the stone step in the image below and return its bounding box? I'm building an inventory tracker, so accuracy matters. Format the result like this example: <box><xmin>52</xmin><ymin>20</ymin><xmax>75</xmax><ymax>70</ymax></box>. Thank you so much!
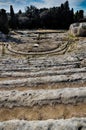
<box><xmin>0</xmin><ymin>73</ymin><xmax>86</xmax><ymax>88</ymax></box>
<box><xmin>0</xmin><ymin>118</ymin><xmax>86</xmax><ymax>130</ymax></box>
<box><xmin>0</xmin><ymin>60</ymin><xmax>81</xmax><ymax>67</ymax></box>
<box><xmin>0</xmin><ymin>87</ymin><xmax>86</xmax><ymax>108</ymax></box>
<box><xmin>0</xmin><ymin>67</ymin><xmax>86</xmax><ymax>78</ymax></box>
<box><xmin>0</xmin><ymin>64</ymin><xmax>77</xmax><ymax>72</ymax></box>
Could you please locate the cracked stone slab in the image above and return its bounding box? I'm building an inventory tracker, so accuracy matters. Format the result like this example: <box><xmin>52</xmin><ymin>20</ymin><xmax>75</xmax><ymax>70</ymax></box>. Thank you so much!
<box><xmin>0</xmin><ymin>118</ymin><xmax>86</xmax><ymax>130</ymax></box>
<box><xmin>0</xmin><ymin>73</ymin><xmax>86</xmax><ymax>88</ymax></box>
<box><xmin>0</xmin><ymin>67</ymin><xmax>86</xmax><ymax>78</ymax></box>
<box><xmin>0</xmin><ymin>87</ymin><xmax>86</xmax><ymax>108</ymax></box>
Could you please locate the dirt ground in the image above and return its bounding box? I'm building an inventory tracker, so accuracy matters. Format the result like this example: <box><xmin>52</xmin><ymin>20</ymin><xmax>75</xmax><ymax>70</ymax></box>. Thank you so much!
<box><xmin>0</xmin><ymin>103</ymin><xmax>86</xmax><ymax>121</ymax></box>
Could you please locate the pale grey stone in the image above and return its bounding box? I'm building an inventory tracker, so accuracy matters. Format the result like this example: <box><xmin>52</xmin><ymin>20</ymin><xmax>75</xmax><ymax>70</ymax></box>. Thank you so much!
<box><xmin>0</xmin><ymin>118</ymin><xmax>86</xmax><ymax>130</ymax></box>
<box><xmin>0</xmin><ymin>87</ymin><xmax>86</xmax><ymax>108</ymax></box>
<box><xmin>69</xmin><ymin>22</ymin><xmax>86</xmax><ymax>36</ymax></box>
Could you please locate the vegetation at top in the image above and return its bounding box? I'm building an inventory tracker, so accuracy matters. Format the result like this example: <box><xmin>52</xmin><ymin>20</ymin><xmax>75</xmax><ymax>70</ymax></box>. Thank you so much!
<box><xmin>0</xmin><ymin>1</ymin><xmax>85</xmax><ymax>34</ymax></box>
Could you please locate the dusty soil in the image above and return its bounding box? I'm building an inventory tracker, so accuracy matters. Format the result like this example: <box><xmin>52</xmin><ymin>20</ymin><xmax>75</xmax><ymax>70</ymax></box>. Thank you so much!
<box><xmin>0</xmin><ymin>104</ymin><xmax>86</xmax><ymax>121</ymax></box>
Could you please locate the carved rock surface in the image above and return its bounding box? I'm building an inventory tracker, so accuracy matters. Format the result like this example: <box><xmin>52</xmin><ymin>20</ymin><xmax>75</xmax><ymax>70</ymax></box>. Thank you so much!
<box><xmin>0</xmin><ymin>118</ymin><xmax>86</xmax><ymax>130</ymax></box>
<box><xmin>0</xmin><ymin>87</ymin><xmax>86</xmax><ymax>108</ymax></box>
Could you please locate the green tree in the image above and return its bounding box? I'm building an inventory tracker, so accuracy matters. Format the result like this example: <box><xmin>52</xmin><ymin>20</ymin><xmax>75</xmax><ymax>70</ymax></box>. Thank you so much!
<box><xmin>18</xmin><ymin>10</ymin><xmax>22</xmax><ymax>15</ymax></box>
<box><xmin>78</xmin><ymin>10</ymin><xmax>84</xmax><ymax>20</ymax></box>
<box><xmin>0</xmin><ymin>9</ymin><xmax>9</xmax><ymax>34</ymax></box>
<box><xmin>74</xmin><ymin>10</ymin><xmax>84</xmax><ymax>22</ymax></box>
<box><xmin>25</xmin><ymin>5</ymin><xmax>40</xmax><ymax>28</ymax></box>
<box><xmin>9</xmin><ymin>5</ymin><xmax>18</xmax><ymax>29</ymax></box>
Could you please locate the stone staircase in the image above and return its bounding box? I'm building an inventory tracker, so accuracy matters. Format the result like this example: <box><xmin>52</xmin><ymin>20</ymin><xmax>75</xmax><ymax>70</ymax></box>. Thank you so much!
<box><xmin>0</xmin><ymin>30</ymin><xmax>86</xmax><ymax>129</ymax></box>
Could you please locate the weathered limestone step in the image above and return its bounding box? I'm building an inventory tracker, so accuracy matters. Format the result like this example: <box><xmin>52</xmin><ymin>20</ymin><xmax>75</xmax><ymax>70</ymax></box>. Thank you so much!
<box><xmin>0</xmin><ymin>60</ymin><xmax>82</xmax><ymax>71</ymax></box>
<box><xmin>0</xmin><ymin>55</ymin><xmax>83</xmax><ymax>67</ymax></box>
<box><xmin>0</xmin><ymin>55</ymin><xmax>85</xmax><ymax>70</ymax></box>
<box><xmin>0</xmin><ymin>80</ymin><xmax>85</xmax><ymax>91</ymax></box>
<box><xmin>0</xmin><ymin>118</ymin><xmax>86</xmax><ymax>130</ymax></box>
<box><xmin>0</xmin><ymin>73</ymin><xmax>86</xmax><ymax>87</ymax></box>
<box><xmin>0</xmin><ymin>56</ymin><xmax>85</xmax><ymax>71</ymax></box>
<box><xmin>0</xmin><ymin>64</ymin><xmax>77</xmax><ymax>72</ymax></box>
<box><xmin>0</xmin><ymin>67</ymin><xmax>86</xmax><ymax>78</ymax></box>
<box><xmin>0</xmin><ymin>52</ymin><xmax>85</xmax><ymax>65</ymax></box>
<box><xmin>0</xmin><ymin>87</ymin><xmax>86</xmax><ymax>108</ymax></box>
